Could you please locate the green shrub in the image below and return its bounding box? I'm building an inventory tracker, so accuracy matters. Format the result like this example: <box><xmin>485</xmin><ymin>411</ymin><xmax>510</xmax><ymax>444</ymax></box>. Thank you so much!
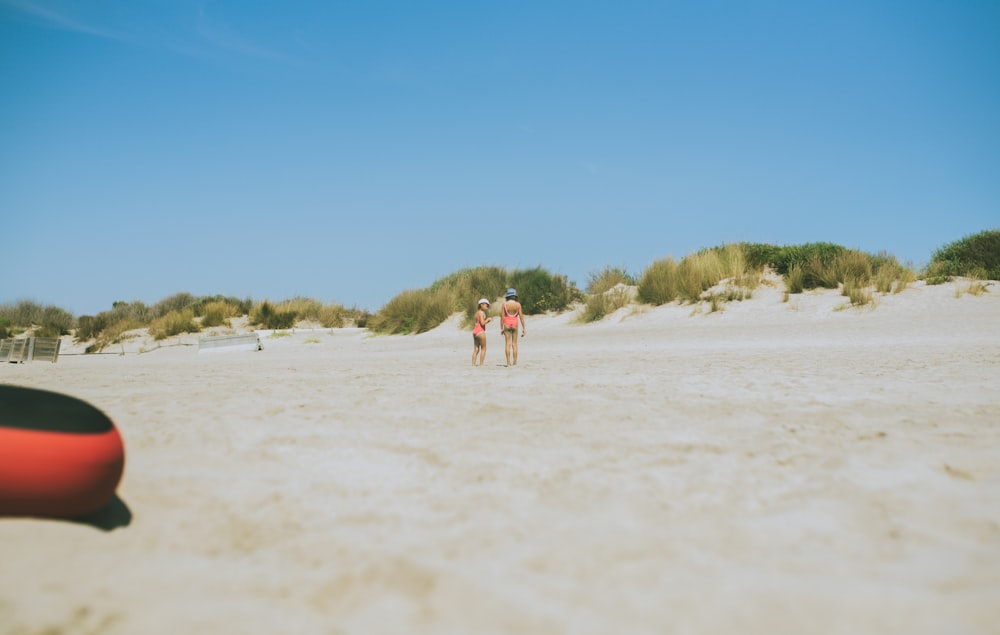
<box><xmin>508</xmin><ymin>267</ymin><xmax>580</xmax><ymax>314</ymax></box>
<box><xmin>740</xmin><ymin>243</ymin><xmax>783</xmax><ymax>270</ymax></box>
<box><xmin>926</xmin><ymin>229</ymin><xmax>1000</xmax><ymax>280</ymax></box>
<box><xmin>772</xmin><ymin>242</ymin><xmax>846</xmax><ymax>276</ymax></box>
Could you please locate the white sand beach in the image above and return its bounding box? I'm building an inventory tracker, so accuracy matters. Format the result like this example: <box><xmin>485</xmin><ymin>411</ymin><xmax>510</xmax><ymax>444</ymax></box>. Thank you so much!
<box><xmin>2</xmin><ymin>279</ymin><xmax>999</xmax><ymax>635</ymax></box>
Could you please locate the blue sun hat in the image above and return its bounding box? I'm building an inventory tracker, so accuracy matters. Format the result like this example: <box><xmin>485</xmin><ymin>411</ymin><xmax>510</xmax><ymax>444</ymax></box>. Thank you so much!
<box><xmin>505</xmin><ymin>288</ymin><xmax>517</xmax><ymax>299</ymax></box>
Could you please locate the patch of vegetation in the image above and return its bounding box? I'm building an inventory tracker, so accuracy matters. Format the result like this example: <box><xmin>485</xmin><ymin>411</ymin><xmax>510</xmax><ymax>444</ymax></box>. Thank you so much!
<box><xmin>577</xmin><ymin>285</ymin><xmax>633</xmax><ymax>323</ymax></box>
<box><xmin>0</xmin><ymin>300</ymin><xmax>75</xmax><ymax>337</ymax></box>
<box><xmin>586</xmin><ymin>266</ymin><xmax>635</xmax><ymax>295</ymax></box>
<box><xmin>370</xmin><ymin>265</ymin><xmax>581</xmax><ymax>335</ymax></box>
<box><xmin>149</xmin><ymin>308</ymin><xmax>200</xmax><ymax>340</ymax></box>
<box><xmin>925</xmin><ymin>229</ymin><xmax>1000</xmax><ymax>280</ymax></box>
<box><xmin>638</xmin><ymin>242</ymin><xmax>916</xmax><ymax>311</ymax></box>
<box><xmin>508</xmin><ymin>267</ymin><xmax>580</xmax><ymax>314</ymax></box>
<box><xmin>250</xmin><ymin>301</ymin><xmax>298</xmax><ymax>330</ymax></box>
<box><xmin>637</xmin><ymin>244</ymin><xmax>762</xmax><ymax>307</ymax></box>
<box><xmin>842</xmin><ymin>277</ymin><xmax>874</xmax><ymax>306</ymax></box>
<box><xmin>199</xmin><ymin>300</ymin><xmax>242</xmax><ymax>328</ymax></box>
<box><xmin>636</xmin><ymin>257</ymin><xmax>680</xmax><ymax>305</ymax></box>
<box><xmin>956</xmin><ymin>280</ymin><xmax>990</xmax><ymax>298</ymax></box>
<box><xmin>368</xmin><ymin>287</ymin><xmax>455</xmax><ymax>335</ymax></box>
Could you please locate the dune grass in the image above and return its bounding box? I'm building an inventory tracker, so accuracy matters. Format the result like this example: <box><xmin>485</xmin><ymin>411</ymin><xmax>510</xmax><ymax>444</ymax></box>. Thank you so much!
<box><xmin>637</xmin><ymin>244</ymin><xmax>762</xmax><ymax>308</ymax></box>
<box><xmin>586</xmin><ymin>266</ymin><xmax>636</xmax><ymax>295</ymax></box>
<box><xmin>576</xmin><ymin>266</ymin><xmax>637</xmax><ymax>323</ymax></box>
<box><xmin>149</xmin><ymin>308</ymin><xmax>200</xmax><ymax>340</ymax></box>
<box><xmin>199</xmin><ymin>300</ymin><xmax>242</xmax><ymax>328</ymax></box>
<box><xmin>0</xmin><ymin>300</ymin><xmax>74</xmax><ymax>338</ymax></box>
<box><xmin>2</xmin><ymin>229</ymin><xmax>995</xmax><ymax>345</ymax></box>
<box><xmin>370</xmin><ymin>266</ymin><xmax>581</xmax><ymax>334</ymax></box>
<box><xmin>746</xmin><ymin>243</ymin><xmax>917</xmax><ymax>307</ymax></box>
<box><xmin>578</xmin><ymin>285</ymin><xmax>634</xmax><ymax>323</ymax></box>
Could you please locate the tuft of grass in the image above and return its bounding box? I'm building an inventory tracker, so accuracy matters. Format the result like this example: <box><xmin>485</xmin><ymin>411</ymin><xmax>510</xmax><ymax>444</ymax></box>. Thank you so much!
<box><xmin>250</xmin><ymin>301</ymin><xmax>297</xmax><ymax>330</ymax></box>
<box><xmin>893</xmin><ymin>268</ymin><xmax>917</xmax><ymax>293</ymax></box>
<box><xmin>152</xmin><ymin>292</ymin><xmax>196</xmax><ymax>318</ymax></box>
<box><xmin>368</xmin><ymin>287</ymin><xmax>456</xmax><ymax>334</ymax></box>
<box><xmin>586</xmin><ymin>266</ymin><xmax>635</xmax><ymax>295</ymax></box>
<box><xmin>842</xmin><ymin>277</ymin><xmax>874</xmax><ymax>306</ymax></box>
<box><xmin>317</xmin><ymin>304</ymin><xmax>349</xmax><ymax>328</ymax></box>
<box><xmin>676</xmin><ymin>250</ymin><xmax>724</xmax><ymax>302</ymax></box>
<box><xmin>199</xmin><ymin>300</ymin><xmax>241</xmax><ymax>328</ymax></box>
<box><xmin>637</xmin><ymin>257</ymin><xmax>680</xmax><ymax>305</ymax></box>
<box><xmin>956</xmin><ymin>274</ymin><xmax>990</xmax><ymax>297</ymax></box>
<box><xmin>708</xmin><ymin>294</ymin><xmax>724</xmax><ymax>313</ymax></box>
<box><xmin>577</xmin><ymin>285</ymin><xmax>633</xmax><ymax>323</ymax></box>
<box><xmin>85</xmin><ymin>318</ymin><xmax>144</xmax><ymax>353</ymax></box>
<box><xmin>149</xmin><ymin>308</ymin><xmax>200</xmax><ymax>340</ymax></box>
<box><xmin>637</xmin><ymin>243</ymin><xmax>763</xmax><ymax>308</ymax></box>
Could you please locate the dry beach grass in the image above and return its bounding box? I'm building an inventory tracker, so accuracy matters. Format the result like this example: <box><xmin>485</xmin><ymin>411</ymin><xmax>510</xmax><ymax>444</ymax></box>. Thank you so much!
<box><xmin>1</xmin><ymin>278</ymin><xmax>999</xmax><ymax>634</ymax></box>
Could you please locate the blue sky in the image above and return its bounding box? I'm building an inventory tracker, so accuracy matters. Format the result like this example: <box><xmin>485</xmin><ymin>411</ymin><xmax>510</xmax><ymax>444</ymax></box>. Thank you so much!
<box><xmin>2</xmin><ymin>0</ymin><xmax>997</xmax><ymax>315</ymax></box>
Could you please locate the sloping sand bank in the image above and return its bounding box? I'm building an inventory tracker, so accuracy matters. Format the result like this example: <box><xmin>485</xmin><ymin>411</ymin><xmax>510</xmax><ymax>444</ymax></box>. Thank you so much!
<box><xmin>2</xmin><ymin>281</ymin><xmax>998</xmax><ymax>634</ymax></box>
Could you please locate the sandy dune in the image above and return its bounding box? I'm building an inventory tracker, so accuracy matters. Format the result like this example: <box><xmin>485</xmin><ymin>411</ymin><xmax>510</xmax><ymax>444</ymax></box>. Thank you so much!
<box><xmin>2</xmin><ymin>280</ymin><xmax>999</xmax><ymax>634</ymax></box>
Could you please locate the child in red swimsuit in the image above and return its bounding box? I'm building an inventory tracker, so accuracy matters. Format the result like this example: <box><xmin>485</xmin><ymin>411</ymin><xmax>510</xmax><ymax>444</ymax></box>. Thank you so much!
<box><xmin>472</xmin><ymin>298</ymin><xmax>492</xmax><ymax>366</ymax></box>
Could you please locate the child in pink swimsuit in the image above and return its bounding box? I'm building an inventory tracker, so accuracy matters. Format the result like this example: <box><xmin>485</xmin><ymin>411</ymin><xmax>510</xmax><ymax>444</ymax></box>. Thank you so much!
<box><xmin>500</xmin><ymin>288</ymin><xmax>525</xmax><ymax>366</ymax></box>
<box><xmin>472</xmin><ymin>298</ymin><xmax>492</xmax><ymax>366</ymax></box>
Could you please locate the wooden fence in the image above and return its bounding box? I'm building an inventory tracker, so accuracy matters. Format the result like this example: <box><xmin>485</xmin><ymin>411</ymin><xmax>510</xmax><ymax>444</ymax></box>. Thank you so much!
<box><xmin>1</xmin><ymin>337</ymin><xmax>62</xmax><ymax>363</ymax></box>
<box><xmin>198</xmin><ymin>333</ymin><xmax>262</xmax><ymax>354</ymax></box>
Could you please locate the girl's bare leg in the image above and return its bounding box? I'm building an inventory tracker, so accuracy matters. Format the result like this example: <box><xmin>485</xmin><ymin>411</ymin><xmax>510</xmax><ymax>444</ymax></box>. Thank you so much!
<box><xmin>503</xmin><ymin>330</ymin><xmax>513</xmax><ymax>366</ymax></box>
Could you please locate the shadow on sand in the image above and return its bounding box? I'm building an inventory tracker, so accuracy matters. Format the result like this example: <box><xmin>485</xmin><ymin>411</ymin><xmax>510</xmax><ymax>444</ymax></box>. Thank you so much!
<box><xmin>72</xmin><ymin>495</ymin><xmax>133</xmax><ymax>531</ymax></box>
